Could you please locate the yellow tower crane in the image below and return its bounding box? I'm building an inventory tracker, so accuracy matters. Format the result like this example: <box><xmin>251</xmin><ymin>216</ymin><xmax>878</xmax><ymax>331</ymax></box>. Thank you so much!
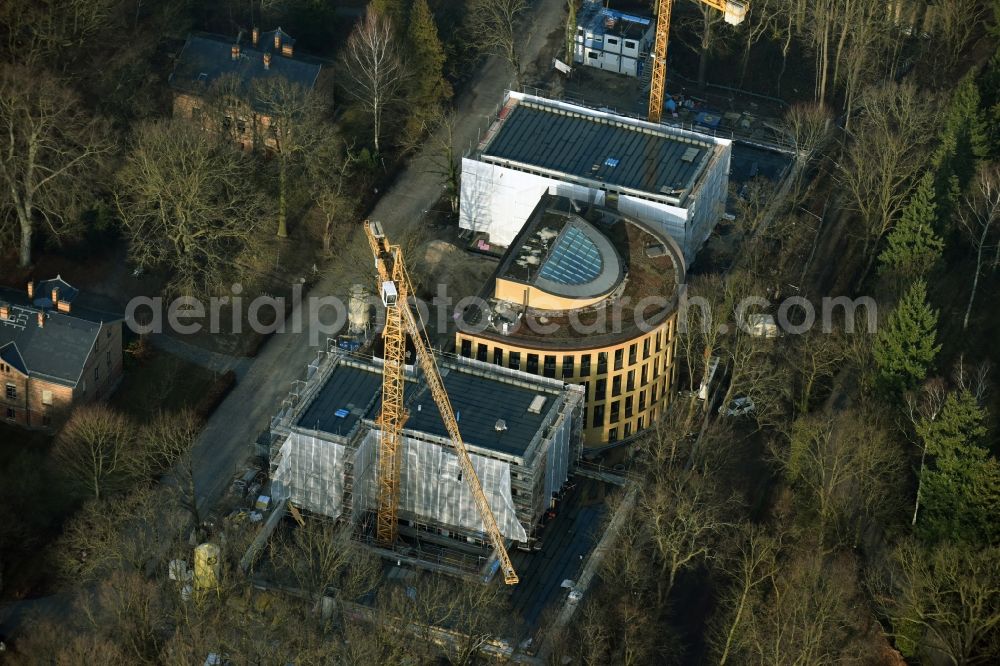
<box><xmin>647</xmin><ymin>0</ymin><xmax>749</xmax><ymax>124</ymax></box>
<box><xmin>364</xmin><ymin>220</ymin><xmax>519</xmax><ymax>585</ymax></box>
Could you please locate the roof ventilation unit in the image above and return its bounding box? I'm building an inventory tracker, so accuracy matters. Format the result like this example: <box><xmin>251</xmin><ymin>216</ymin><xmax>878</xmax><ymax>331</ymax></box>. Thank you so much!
<box><xmin>527</xmin><ymin>395</ymin><xmax>547</xmax><ymax>414</ymax></box>
<box><xmin>495</xmin><ymin>419</ymin><xmax>508</xmax><ymax>432</ymax></box>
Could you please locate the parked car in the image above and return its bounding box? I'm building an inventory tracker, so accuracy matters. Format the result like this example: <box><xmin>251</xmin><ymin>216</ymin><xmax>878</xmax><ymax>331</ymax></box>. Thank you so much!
<box><xmin>719</xmin><ymin>396</ymin><xmax>755</xmax><ymax>417</ymax></box>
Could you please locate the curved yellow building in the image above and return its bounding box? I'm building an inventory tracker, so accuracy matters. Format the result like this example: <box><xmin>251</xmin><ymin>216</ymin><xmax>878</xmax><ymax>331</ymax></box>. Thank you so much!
<box><xmin>456</xmin><ymin>194</ymin><xmax>684</xmax><ymax>447</ymax></box>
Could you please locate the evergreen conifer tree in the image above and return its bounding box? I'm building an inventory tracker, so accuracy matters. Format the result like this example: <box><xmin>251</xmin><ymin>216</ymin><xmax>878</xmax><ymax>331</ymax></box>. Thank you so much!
<box><xmin>917</xmin><ymin>389</ymin><xmax>1000</xmax><ymax>545</ymax></box>
<box><xmin>879</xmin><ymin>172</ymin><xmax>945</xmax><ymax>283</ymax></box>
<box><xmin>933</xmin><ymin>73</ymin><xmax>990</xmax><ymax>221</ymax></box>
<box><xmin>872</xmin><ymin>280</ymin><xmax>941</xmax><ymax>396</ymax></box>
<box><xmin>370</xmin><ymin>0</ymin><xmax>409</xmax><ymax>36</ymax></box>
<box><xmin>404</xmin><ymin>0</ymin><xmax>451</xmax><ymax>138</ymax></box>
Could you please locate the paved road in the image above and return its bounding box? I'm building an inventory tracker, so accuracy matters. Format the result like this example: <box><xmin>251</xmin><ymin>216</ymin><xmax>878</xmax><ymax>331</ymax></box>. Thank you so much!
<box><xmin>191</xmin><ymin>0</ymin><xmax>568</xmax><ymax>513</ymax></box>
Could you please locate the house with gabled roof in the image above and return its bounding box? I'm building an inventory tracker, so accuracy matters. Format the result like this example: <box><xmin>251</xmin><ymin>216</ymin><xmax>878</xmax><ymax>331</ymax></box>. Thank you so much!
<box><xmin>0</xmin><ymin>277</ymin><xmax>124</xmax><ymax>429</ymax></box>
<box><xmin>168</xmin><ymin>26</ymin><xmax>325</xmax><ymax>151</ymax></box>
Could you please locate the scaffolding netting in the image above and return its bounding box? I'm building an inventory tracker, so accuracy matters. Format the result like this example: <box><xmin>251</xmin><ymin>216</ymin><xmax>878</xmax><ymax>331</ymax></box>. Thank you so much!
<box><xmin>271</xmin><ymin>432</ymin><xmax>347</xmax><ymax>520</ymax></box>
<box><xmin>272</xmin><ymin>430</ymin><xmax>527</xmax><ymax>542</ymax></box>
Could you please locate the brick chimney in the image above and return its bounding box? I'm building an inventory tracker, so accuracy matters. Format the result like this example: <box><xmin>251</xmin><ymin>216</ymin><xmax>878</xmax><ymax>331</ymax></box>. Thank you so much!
<box><xmin>252</xmin><ymin>27</ymin><xmax>259</xmax><ymax>47</ymax></box>
<box><xmin>0</xmin><ymin>304</ymin><xmax>8</xmax><ymax>320</ymax></box>
<box><xmin>274</xmin><ymin>30</ymin><xmax>281</xmax><ymax>50</ymax></box>
<box><xmin>26</xmin><ymin>281</ymin><xmax>34</xmax><ymax>299</ymax></box>
<box><xmin>231</xmin><ymin>44</ymin><xmax>240</xmax><ymax>60</ymax></box>
<box><xmin>282</xmin><ymin>42</ymin><xmax>293</xmax><ymax>58</ymax></box>
<box><xmin>57</xmin><ymin>299</ymin><xmax>71</xmax><ymax>314</ymax></box>
<box><xmin>37</xmin><ymin>311</ymin><xmax>44</xmax><ymax>328</ymax></box>
<box><xmin>263</xmin><ymin>53</ymin><xmax>271</xmax><ymax>70</ymax></box>
<box><xmin>51</xmin><ymin>287</ymin><xmax>59</xmax><ymax>309</ymax></box>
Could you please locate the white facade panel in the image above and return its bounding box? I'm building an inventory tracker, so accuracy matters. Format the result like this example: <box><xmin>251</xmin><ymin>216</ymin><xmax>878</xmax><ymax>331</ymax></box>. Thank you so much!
<box><xmin>617</xmin><ymin>195</ymin><xmax>691</xmax><ymax>260</ymax></box>
<box><xmin>461</xmin><ymin>159</ymin><xmax>560</xmax><ymax>246</ymax></box>
<box><xmin>601</xmin><ymin>52</ymin><xmax>621</xmax><ymax>73</ymax></box>
<box><xmin>463</xmin><ymin>92</ymin><xmax>732</xmax><ymax>261</ymax></box>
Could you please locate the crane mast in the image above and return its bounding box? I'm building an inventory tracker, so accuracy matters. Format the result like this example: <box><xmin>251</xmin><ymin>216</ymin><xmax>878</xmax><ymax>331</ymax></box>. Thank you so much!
<box><xmin>647</xmin><ymin>0</ymin><xmax>748</xmax><ymax>124</ymax></box>
<box><xmin>364</xmin><ymin>220</ymin><xmax>519</xmax><ymax>585</ymax></box>
<box><xmin>366</xmin><ymin>223</ymin><xmax>408</xmax><ymax>544</ymax></box>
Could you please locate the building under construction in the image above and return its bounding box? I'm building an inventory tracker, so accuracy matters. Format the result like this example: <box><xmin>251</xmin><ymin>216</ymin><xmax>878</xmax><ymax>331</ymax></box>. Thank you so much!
<box><xmin>267</xmin><ymin>350</ymin><xmax>585</xmax><ymax>576</ymax></box>
<box><xmin>460</xmin><ymin>90</ymin><xmax>732</xmax><ymax>264</ymax></box>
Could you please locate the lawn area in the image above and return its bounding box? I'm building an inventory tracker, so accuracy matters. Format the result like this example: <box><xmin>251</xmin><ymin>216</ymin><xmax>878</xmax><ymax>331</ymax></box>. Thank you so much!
<box><xmin>111</xmin><ymin>348</ymin><xmax>221</xmax><ymax>418</ymax></box>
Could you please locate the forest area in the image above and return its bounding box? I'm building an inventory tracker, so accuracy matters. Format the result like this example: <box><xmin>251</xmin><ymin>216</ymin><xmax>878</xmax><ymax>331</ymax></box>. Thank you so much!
<box><xmin>1</xmin><ymin>0</ymin><xmax>1000</xmax><ymax>664</ymax></box>
<box><xmin>555</xmin><ymin>0</ymin><xmax>1000</xmax><ymax>664</ymax></box>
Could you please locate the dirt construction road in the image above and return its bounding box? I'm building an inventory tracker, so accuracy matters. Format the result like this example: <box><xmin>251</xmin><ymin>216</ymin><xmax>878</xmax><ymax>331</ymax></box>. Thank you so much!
<box><xmin>191</xmin><ymin>0</ymin><xmax>568</xmax><ymax>511</ymax></box>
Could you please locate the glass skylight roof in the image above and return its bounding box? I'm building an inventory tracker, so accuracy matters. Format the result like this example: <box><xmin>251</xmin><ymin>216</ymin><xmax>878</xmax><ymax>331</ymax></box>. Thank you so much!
<box><xmin>538</xmin><ymin>226</ymin><xmax>604</xmax><ymax>285</ymax></box>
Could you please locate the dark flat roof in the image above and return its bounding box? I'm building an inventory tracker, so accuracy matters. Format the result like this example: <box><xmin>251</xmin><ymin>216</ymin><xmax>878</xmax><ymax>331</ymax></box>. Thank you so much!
<box><xmin>482</xmin><ymin>101</ymin><xmax>712</xmax><ymax>199</ymax></box>
<box><xmin>296</xmin><ymin>364</ymin><xmax>382</xmax><ymax>436</ymax></box>
<box><xmin>297</xmin><ymin>360</ymin><xmax>564</xmax><ymax>458</ymax></box>
<box><xmin>509</xmin><ymin>479</ymin><xmax>609</xmax><ymax>626</ymax></box>
<box><xmin>405</xmin><ymin>370</ymin><xmax>550</xmax><ymax>457</ymax></box>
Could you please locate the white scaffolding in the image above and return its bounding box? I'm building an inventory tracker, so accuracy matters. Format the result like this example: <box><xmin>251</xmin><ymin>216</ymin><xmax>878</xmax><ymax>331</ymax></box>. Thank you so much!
<box><xmin>272</xmin><ymin>429</ymin><xmax>528</xmax><ymax>542</ymax></box>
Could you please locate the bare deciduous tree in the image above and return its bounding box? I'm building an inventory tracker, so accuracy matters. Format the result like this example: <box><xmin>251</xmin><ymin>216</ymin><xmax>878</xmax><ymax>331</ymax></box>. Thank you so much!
<box><xmin>783</xmin><ymin>102</ymin><xmax>832</xmax><ymax>196</ymax></box>
<box><xmin>957</xmin><ymin>163</ymin><xmax>1000</xmax><ymax>329</ymax></box>
<box><xmin>139</xmin><ymin>409</ymin><xmax>203</xmax><ymax>526</ymax></box>
<box><xmin>710</xmin><ymin>523</ymin><xmax>782</xmax><ymax>665</ymax></box>
<box><xmin>114</xmin><ymin>119</ymin><xmax>271</xmax><ymax>295</ymax></box>
<box><xmin>933</xmin><ymin>0</ymin><xmax>985</xmax><ymax>78</ymax></box>
<box><xmin>56</xmin><ymin>485</ymin><xmax>183</xmax><ymax>582</ymax></box>
<box><xmin>342</xmin><ymin>7</ymin><xmax>406</xmax><ymax>153</ymax></box>
<box><xmin>80</xmin><ymin>569</ymin><xmax>165</xmax><ymax>662</ymax></box>
<box><xmin>774</xmin><ymin>411</ymin><xmax>904</xmax><ymax>548</ymax></box>
<box><xmin>735</xmin><ymin>0</ymin><xmax>777</xmax><ymax>86</ymax></box>
<box><xmin>275</xmin><ymin>519</ymin><xmax>379</xmax><ymax>607</ymax></box>
<box><xmin>741</xmin><ymin>550</ymin><xmax>866</xmax><ymax>664</ymax></box>
<box><xmin>305</xmin><ymin>133</ymin><xmax>357</xmax><ymax>255</ymax></box>
<box><xmin>638</xmin><ymin>468</ymin><xmax>730</xmax><ymax>606</ymax></box>
<box><xmin>786</xmin><ymin>329</ymin><xmax>847</xmax><ymax>415</ymax></box>
<box><xmin>468</xmin><ymin>0</ymin><xmax>529</xmax><ymax>85</ymax></box>
<box><xmin>0</xmin><ymin>0</ymin><xmax>121</xmax><ymax>68</ymax></box>
<box><xmin>52</xmin><ymin>405</ymin><xmax>137</xmax><ymax>501</ymax></box>
<box><xmin>836</xmin><ymin>83</ymin><xmax>934</xmax><ymax>287</ymax></box>
<box><xmin>903</xmin><ymin>377</ymin><xmax>947</xmax><ymax>527</ymax></box>
<box><xmin>870</xmin><ymin>539</ymin><xmax>1000</xmax><ymax>664</ymax></box>
<box><xmin>0</xmin><ymin>65</ymin><xmax>110</xmax><ymax>266</ymax></box>
<box><xmin>253</xmin><ymin>77</ymin><xmax>328</xmax><ymax>238</ymax></box>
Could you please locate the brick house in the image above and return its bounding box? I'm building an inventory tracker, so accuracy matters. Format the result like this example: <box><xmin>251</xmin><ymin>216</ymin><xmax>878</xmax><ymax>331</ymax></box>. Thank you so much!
<box><xmin>168</xmin><ymin>27</ymin><xmax>324</xmax><ymax>151</ymax></box>
<box><xmin>0</xmin><ymin>277</ymin><xmax>124</xmax><ymax>430</ymax></box>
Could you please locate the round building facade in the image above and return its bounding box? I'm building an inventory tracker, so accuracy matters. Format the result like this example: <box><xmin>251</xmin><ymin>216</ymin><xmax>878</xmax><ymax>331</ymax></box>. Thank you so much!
<box><xmin>456</xmin><ymin>194</ymin><xmax>684</xmax><ymax>448</ymax></box>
